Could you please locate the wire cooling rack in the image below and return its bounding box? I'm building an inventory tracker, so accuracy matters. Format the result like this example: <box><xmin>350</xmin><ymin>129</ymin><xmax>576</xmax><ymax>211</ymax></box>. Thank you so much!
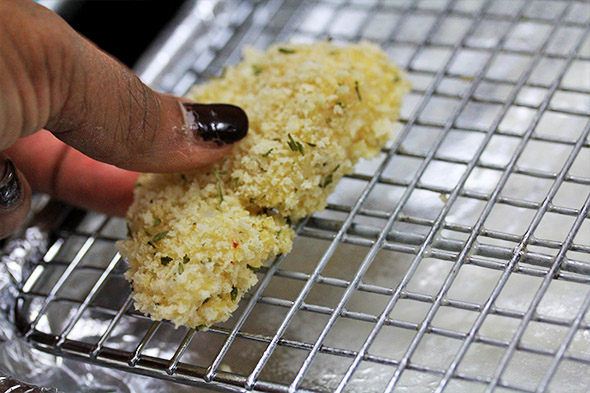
<box><xmin>7</xmin><ymin>0</ymin><xmax>590</xmax><ymax>392</ymax></box>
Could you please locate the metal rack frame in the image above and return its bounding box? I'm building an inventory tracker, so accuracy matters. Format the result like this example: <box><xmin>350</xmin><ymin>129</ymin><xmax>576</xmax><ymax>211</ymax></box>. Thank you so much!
<box><xmin>7</xmin><ymin>0</ymin><xmax>590</xmax><ymax>392</ymax></box>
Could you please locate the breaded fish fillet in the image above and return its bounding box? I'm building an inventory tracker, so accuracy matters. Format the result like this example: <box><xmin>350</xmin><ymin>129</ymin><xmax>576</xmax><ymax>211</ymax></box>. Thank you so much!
<box><xmin>118</xmin><ymin>42</ymin><xmax>410</xmax><ymax>328</ymax></box>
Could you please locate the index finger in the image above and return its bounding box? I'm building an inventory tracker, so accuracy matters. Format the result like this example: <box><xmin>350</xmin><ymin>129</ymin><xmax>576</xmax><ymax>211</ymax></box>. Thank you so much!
<box><xmin>6</xmin><ymin>131</ymin><xmax>138</xmax><ymax>216</ymax></box>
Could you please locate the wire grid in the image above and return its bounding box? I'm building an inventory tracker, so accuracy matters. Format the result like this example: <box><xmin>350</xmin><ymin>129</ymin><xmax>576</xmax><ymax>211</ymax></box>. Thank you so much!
<box><xmin>9</xmin><ymin>0</ymin><xmax>590</xmax><ymax>392</ymax></box>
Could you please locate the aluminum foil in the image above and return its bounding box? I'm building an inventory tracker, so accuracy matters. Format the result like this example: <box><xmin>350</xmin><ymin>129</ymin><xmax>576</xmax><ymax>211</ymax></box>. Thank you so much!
<box><xmin>0</xmin><ymin>200</ymin><xmax>203</xmax><ymax>392</ymax></box>
<box><xmin>1</xmin><ymin>0</ymin><xmax>589</xmax><ymax>391</ymax></box>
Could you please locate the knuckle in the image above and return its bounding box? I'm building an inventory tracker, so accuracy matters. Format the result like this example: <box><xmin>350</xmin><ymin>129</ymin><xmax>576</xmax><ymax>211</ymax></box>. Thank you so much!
<box><xmin>121</xmin><ymin>77</ymin><xmax>162</xmax><ymax>149</ymax></box>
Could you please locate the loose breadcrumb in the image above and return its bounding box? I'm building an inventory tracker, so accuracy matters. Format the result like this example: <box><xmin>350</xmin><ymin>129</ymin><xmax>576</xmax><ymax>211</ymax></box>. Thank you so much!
<box><xmin>118</xmin><ymin>41</ymin><xmax>410</xmax><ymax>328</ymax></box>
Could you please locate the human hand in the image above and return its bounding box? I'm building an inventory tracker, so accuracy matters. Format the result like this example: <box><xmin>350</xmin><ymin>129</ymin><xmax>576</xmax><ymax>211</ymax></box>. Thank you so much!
<box><xmin>0</xmin><ymin>0</ymin><xmax>248</xmax><ymax>239</ymax></box>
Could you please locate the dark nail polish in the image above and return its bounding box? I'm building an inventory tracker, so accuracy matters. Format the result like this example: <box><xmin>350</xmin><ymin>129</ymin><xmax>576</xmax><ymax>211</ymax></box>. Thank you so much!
<box><xmin>0</xmin><ymin>160</ymin><xmax>21</xmax><ymax>208</ymax></box>
<box><xmin>183</xmin><ymin>103</ymin><xmax>248</xmax><ymax>146</ymax></box>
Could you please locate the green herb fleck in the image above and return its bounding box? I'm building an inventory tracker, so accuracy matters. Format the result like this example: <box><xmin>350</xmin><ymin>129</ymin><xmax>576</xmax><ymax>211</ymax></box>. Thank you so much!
<box><xmin>247</xmin><ymin>265</ymin><xmax>260</xmax><ymax>272</ymax></box>
<box><xmin>214</xmin><ymin>262</ymin><xmax>221</xmax><ymax>267</ymax></box>
<box><xmin>147</xmin><ymin>241</ymin><xmax>156</xmax><ymax>248</ymax></box>
<box><xmin>287</xmin><ymin>133</ymin><xmax>305</xmax><ymax>156</ymax></box>
<box><xmin>252</xmin><ymin>64</ymin><xmax>263</xmax><ymax>75</ymax></box>
<box><xmin>153</xmin><ymin>218</ymin><xmax>161</xmax><ymax>226</ymax></box>
<box><xmin>126</xmin><ymin>222</ymin><xmax>132</xmax><ymax>238</ymax></box>
<box><xmin>183</xmin><ymin>254</ymin><xmax>190</xmax><ymax>264</ymax></box>
<box><xmin>230</xmin><ymin>286</ymin><xmax>238</xmax><ymax>301</ymax></box>
<box><xmin>232</xmin><ymin>177</ymin><xmax>239</xmax><ymax>186</ymax></box>
<box><xmin>217</xmin><ymin>183</ymin><xmax>223</xmax><ymax>202</ymax></box>
<box><xmin>152</xmin><ymin>231</ymin><xmax>169</xmax><ymax>242</ymax></box>
<box><xmin>213</xmin><ymin>168</ymin><xmax>227</xmax><ymax>177</ymax></box>
<box><xmin>278</xmin><ymin>47</ymin><xmax>296</xmax><ymax>54</ymax></box>
<box><xmin>213</xmin><ymin>168</ymin><xmax>226</xmax><ymax>203</ymax></box>
<box><xmin>202</xmin><ymin>297</ymin><xmax>211</xmax><ymax>305</ymax></box>
<box><xmin>160</xmin><ymin>256</ymin><xmax>173</xmax><ymax>266</ymax></box>
<box><xmin>320</xmin><ymin>164</ymin><xmax>340</xmax><ymax>188</ymax></box>
<box><xmin>306</xmin><ymin>142</ymin><xmax>317</xmax><ymax>147</ymax></box>
<box><xmin>262</xmin><ymin>148</ymin><xmax>273</xmax><ymax>157</ymax></box>
<box><xmin>196</xmin><ymin>324</ymin><xmax>208</xmax><ymax>331</ymax></box>
<box><xmin>355</xmin><ymin>80</ymin><xmax>362</xmax><ymax>101</ymax></box>
<box><xmin>320</xmin><ymin>176</ymin><xmax>333</xmax><ymax>188</ymax></box>
<box><xmin>276</xmin><ymin>229</ymin><xmax>281</xmax><ymax>238</ymax></box>
<box><xmin>178</xmin><ymin>262</ymin><xmax>184</xmax><ymax>274</ymax></box>
<box><xmin>336</xmin><ymin>100</ymin><xmax>346</xmax><ymax>108</ymax></box>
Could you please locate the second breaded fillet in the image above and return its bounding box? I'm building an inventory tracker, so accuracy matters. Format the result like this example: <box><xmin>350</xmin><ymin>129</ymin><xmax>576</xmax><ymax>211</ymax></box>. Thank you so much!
<box><xmin>118</xmin><ymin>42</ymin><xmax>410</xmax><ymax>328</ymax></box>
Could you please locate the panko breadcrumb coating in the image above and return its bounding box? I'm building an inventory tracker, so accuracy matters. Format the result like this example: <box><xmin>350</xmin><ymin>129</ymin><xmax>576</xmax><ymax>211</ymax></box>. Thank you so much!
<box><xmin>118</xmin><ymin>42</ymin><xmax>410</xmax><ymax>328</ymax></box>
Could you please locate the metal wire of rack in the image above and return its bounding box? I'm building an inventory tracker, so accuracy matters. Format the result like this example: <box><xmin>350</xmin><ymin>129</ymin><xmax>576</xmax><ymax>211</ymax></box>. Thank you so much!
<box><xmin>5</xmin><ymin>0</ymin><xmax>590</xmax><ymax>392</ymax></box>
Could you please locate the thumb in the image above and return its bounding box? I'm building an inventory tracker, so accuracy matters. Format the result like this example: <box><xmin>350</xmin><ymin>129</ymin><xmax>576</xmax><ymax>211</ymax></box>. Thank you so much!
<box><xmin>2</xmin><ymin>0</ymin><xmax>248</xmax><ymax>173</ymax></box>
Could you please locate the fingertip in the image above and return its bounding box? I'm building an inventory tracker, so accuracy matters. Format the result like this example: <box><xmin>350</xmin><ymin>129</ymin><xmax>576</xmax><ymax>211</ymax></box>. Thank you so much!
<box><xmin>108</xmin><ymin>94</ymin><xmax>248</xmax><ymax>173</ymax></box>
<box><xmin>181</xmin><ymin>102</ymin><xmax>249</xmax><ymax>147</ymax></box>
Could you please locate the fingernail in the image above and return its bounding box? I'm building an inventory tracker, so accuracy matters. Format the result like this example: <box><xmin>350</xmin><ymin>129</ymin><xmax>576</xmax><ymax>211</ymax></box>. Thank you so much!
<box><xmin>183</xmin><ymin>103</ymin><xmax>248</xmax><ymax>146</ymax></box>
<box><xmin>0</xmin><ymin>160</ymin><xmax>21</xmax><ymax>208</ymax></box>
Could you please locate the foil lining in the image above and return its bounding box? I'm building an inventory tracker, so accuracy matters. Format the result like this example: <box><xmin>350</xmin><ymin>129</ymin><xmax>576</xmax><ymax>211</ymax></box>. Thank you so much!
<box><xmin>0</xmin><ymin>209</ymin><xmax>198</xmax><ymax>392</ymax></box>
<box><xmin>2</xmin><ymin>0</ymin><xmax>590</xmax><ymax>391</ymax></box>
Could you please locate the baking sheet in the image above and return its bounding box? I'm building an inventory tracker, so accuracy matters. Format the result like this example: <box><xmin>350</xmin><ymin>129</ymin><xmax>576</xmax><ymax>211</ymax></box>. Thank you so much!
<box><xmin>1</xmin><ymin>0</ymin><xmax>589</xmax><ymax>392</ymax></box>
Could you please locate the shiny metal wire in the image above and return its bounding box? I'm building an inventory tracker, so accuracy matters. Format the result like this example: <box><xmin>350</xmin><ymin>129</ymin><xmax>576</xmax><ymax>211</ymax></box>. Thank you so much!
<box><xmin>10</xmin><ymin>0</ymin><xmax>590</xmax><ymax>392</ymax></box>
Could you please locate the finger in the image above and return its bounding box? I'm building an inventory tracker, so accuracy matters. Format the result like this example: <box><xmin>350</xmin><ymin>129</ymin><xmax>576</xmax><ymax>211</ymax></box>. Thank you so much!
<box><xmin>0</xmin><ymin>0</ymin><xmax>248</xmax><ymax>172</ymax></box>
<box><xmin>6</xmin><ymin>131</ymin><xmax>137</xmax><ymax>216</ymax></box>
<box><xmin>0</xmin><ymin>153</ymin><xmax>32</xmax><ymax>239</ymax></box>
